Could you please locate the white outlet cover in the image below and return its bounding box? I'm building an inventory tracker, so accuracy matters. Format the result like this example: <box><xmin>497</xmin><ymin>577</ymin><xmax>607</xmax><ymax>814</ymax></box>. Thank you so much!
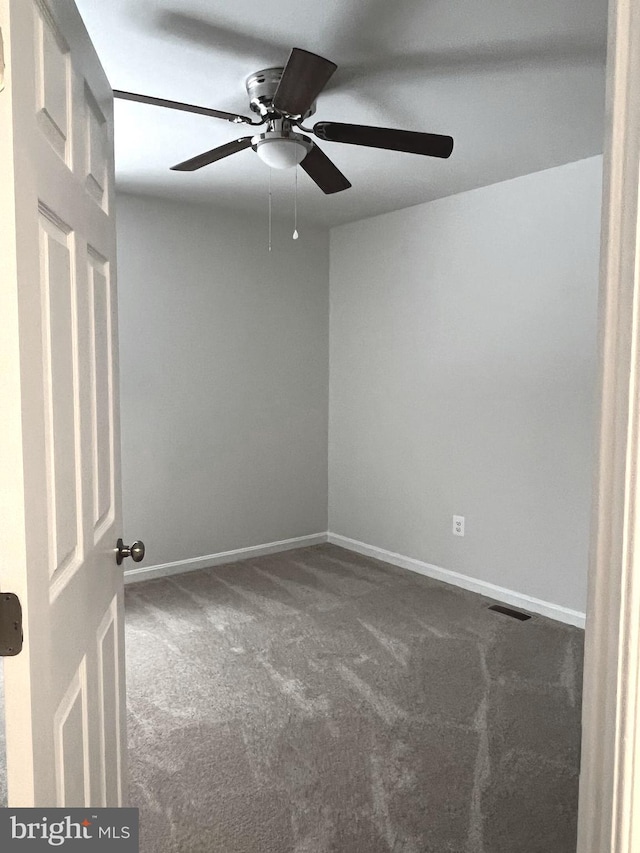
<box><xmin>453</xmin><ymin>515</ymin><xmax>465</xmax><ymax>536</ymax></box>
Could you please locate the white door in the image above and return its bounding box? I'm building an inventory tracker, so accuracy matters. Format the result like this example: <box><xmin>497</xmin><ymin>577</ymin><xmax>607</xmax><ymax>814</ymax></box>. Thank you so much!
<box><xmin>0</xmin><ymin>0</ymin><xmax>127</xmax><ymax>806</ymax></box>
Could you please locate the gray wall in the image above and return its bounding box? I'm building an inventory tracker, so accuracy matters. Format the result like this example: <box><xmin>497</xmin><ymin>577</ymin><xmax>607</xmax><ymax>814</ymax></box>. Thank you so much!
<box><xmin>329</xmin><ymin>157</ymin><xmax>602</xmax><ymax>612</ymax></box>
<box><xmin>116</xmin><ymin>194</ymin><xmax>329</xmax><ymax>567</ymax></box>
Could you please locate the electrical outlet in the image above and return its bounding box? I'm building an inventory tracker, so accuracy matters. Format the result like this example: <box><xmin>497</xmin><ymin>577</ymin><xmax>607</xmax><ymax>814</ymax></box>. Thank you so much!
<box><xmin>453</xmin><ymin>515</ymin><xmax>465</xmax><ymax>537</ymax></box>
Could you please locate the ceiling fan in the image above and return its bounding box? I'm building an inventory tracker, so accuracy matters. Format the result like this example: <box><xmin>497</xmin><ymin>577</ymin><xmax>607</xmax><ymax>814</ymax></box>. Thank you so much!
<box><xmin>114</xmin><ymin>48</ymin><xmax>454</xmax><ymax>195</ymax></box>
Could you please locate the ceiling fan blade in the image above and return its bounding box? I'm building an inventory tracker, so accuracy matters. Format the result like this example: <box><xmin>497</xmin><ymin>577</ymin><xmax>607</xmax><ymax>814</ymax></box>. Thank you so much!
<box><xmin>273</xmin><ymin>48</ymin><xmax>337</xmax><ymax>117</ymax></box>
<box><xmin>300</xmin><ymin>143</ymin><xmax>351</xmax><ymax>195</ymax></box>
<box><xmin>113</xmin><ymin>90</ymin><xmax>253</xmax><ymax>125</ymax></box>
<box><xmin>170</xmin><ymin>137</ymin><xmax>254</xmax><ymax>171</ymax></box>
<box><xmin>313</xmin><ymin>121</ymin><xmax>454</xmax><ymax>159</ymax></box>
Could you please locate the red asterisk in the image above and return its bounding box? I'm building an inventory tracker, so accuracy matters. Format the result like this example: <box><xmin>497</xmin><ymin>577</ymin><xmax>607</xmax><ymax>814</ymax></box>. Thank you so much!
<box><xmin>81</xmin><ymin>819</ymin><xmax>92</xmax><ymax>827</ymax></box>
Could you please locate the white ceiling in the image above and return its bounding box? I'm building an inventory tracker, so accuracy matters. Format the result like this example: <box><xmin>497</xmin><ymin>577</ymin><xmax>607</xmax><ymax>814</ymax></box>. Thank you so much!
<box><xmin>75</xmin><ymin>0</ymin><xmax>608</xmax><ymax>227</ymax></box>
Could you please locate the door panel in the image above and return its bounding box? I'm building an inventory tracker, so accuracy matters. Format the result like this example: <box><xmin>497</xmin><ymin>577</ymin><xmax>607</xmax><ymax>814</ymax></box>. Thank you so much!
<box><xmin>88</xmin><ymin>248</ymin><xmax>115</xmax><ymax>539</ymax></box>
<box><xmin>0</xmin><ymin>0</ymin><xmax>125</xmax><ymax>807</ymax></box>
<box><xmin>96</xmin><ymin>597</ymin><xmax>122</xmax><ymax>807</ymax></box>
<box><xmin>39</xmin><ymin>208</ymin><xmax>83</xmax><ymax>589</ymax></box>
<box><xmin>53</xmin><ymin>659</ymin><xmax>90</xmax><ymax>807</ymax></box>
<box><xmin>84</xmin><ymin>90</ymin><xmax>108</xmax><ymax>208</ymax></box>
<box><xmin>34</xmin><ymin>1</ymin><xmax>71</xmax><ymax>163</ymax></box>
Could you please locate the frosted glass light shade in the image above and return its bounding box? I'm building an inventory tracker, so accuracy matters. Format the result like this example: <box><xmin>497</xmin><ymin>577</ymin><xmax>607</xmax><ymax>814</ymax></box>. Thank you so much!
<box><xmin>256</xmin><ymin>137</ymin><xmax>307</xmax><ymax>170</ymax></box>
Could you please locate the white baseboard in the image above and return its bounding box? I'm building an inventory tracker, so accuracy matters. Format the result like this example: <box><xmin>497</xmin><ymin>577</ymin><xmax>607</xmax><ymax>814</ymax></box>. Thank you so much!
<box><xmin>125</xmin><ymin>529</ymin><xmax>586</xmax><ymax>628</ymax></box>
<box><xmin>327</xmin><ymin>533</ymin><xmax>586</xmax><ymax>629</ymax></box>
<box><xmin>124</xmin><ymin>532</ymin><xmax>329</xmax><ymax>584</ymax></box>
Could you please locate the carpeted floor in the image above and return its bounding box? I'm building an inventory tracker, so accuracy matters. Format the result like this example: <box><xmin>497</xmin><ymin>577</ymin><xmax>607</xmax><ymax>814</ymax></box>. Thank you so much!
<box><xmin>125</xmin><ymin>544</ymin><xmax>583</xmax><ymax>853</ymax></box>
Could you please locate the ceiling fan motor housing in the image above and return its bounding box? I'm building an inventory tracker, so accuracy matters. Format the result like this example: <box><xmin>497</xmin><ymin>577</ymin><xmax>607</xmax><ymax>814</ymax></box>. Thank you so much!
<box><xmin>245</xmin><ymin>67</ymin><xmax>316</xmax><ymax>119</ymax></box>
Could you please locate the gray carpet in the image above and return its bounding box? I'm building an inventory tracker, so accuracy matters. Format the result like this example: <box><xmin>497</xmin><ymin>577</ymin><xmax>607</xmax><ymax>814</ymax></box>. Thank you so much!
<box><xmin>125</xmin><ymin>544</ymin><xmax>583</xmax><ymax>853</ymax></box>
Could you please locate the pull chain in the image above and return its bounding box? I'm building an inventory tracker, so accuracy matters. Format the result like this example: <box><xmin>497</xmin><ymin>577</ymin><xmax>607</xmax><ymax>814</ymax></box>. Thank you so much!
<box><xmin>268</xmin><ymin>168</ymin><xmax>273</xmax><ymax>252</ymax></box>
<box><xmin>293</xmin><ymin>164</ymin><xmax>299</xmax><ymax>240</ymax></box>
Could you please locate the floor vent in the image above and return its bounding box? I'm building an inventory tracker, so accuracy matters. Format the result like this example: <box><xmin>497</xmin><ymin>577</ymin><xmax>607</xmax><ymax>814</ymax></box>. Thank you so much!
<box><xmin>488</xmin><ymin>604</ymin><xmax>532</xmax><ymax>621</ymax></box>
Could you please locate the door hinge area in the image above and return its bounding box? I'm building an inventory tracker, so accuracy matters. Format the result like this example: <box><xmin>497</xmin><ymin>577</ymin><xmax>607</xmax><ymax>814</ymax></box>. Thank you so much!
<box><xmin>0</xmin><ymin>593</ymin><xmax>23</xmax><ymax>656</ymax></box>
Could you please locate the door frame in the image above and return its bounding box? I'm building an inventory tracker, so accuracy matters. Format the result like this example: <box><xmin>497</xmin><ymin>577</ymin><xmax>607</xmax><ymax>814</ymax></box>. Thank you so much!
<box><xmin>0</xmin><ymin>0</ymin><xmax>637</xmax><ymax>840</ymax></box>
<box><xmin>577</xmin><ymin>0</ymin><xmax>640</xmax><ymax>849</ymax></box>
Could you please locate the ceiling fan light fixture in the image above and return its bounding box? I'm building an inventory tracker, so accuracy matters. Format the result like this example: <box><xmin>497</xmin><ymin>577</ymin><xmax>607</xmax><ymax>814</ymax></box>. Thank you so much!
<box><xmin>255</xmin><ymin>136</ymin><xmax>309</xmax><ymax>170</ymax></box>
